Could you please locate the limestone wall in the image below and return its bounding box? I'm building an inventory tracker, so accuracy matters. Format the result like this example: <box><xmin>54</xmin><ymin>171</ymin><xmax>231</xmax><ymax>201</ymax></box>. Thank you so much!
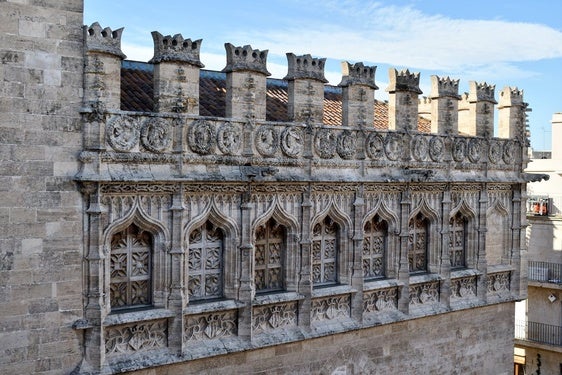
<box><xmin>0</xmin><ymin>1</ymin><xmax>84</xmax><ymax>374</ymax></box>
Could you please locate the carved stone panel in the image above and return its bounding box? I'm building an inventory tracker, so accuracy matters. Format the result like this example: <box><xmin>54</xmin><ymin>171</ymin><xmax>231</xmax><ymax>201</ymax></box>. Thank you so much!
<box><xmin>409</xmin><ymin>281</ymin><xmax>440</xmax><ymax>306</ymax></box>
<box><xmin>252</xmin><ymin>301</ymin><xmax>298</xmax><ymax>334</ymax></box>
<box><xmin>311</xmin><ymin>294</ymin><xmax>351</xmax><ymax>322</ymax></box>
<box><xmin>487</xmin><ymin>271</ymin><xmax>511</xmax><ymax>295</ymax></box>
<box><xmin>451</xmin><ymin>276</ymin><xmax>477</xmax><ymax>299</ymax></box>
<box><xmin>411</xmin><ymin>135</ymin><xmax>428</xmax><ymax>161</ymax></box>
<box><xmin>281</xmin><ymin>126</ymin><xmax>304</xmax><ymax>158</ymax></box>
<box><xmin>452</xmin><ymin>138</ymin><xmax>466</xmax><ymax>162</ymax></box>
<box><xmin>428</xmin><ymin>137</ymin><xmax>444</xmax><ymax>162</ymax></box>
<box><xmin>188</xmin><ymin>119</ymin><xmax>216</xmax><ymax>155</ymax></box>
<box><xmin>105</xmin><ymin>320</ymin><xmax>167</xmax><ymax>355</ymax></box>
<box><xmin>337</xmin><ymin>130</ymin><xmax>356</xmax><ymax>160</ymax></box>
<box><xmin>216</xmin><ymin>121</ymin><xmax>242</xmax><ymax>155</ymax></box>
<box><xmin>314</xmin><ymin>128</ymin><xmax>336</xmax><ymax>159</ymax></box>
<box><xmin>467</xmin><ymin>138</ymin><xmax>481</xmax><ymax>163</ymax></box>
<box><xmin>184</xmin><ymin>310</ymin><xmax>238</xmax><ymax>342</ymax></box>
<box><xmin>384</xmin><ymin>133</ymin><xmax>401</xmax><ymax>161</ymax></box>
<box><xmin>107</xmin><ymin>115</ymin><xmax>139</xmax><ymax>152</ymax></box>
<box><xmin>140</xmin><ymin>117</ymin><xmax>172</xmax><ymax>153</ymax></box>
<box><xmin>363</xmin><ymin>287</ymin><xmax>398</xmax><ymax>313</ymax></box>
<box><xmin>488</xmin><ymin>140</ymin><xmax>502</xmax><ymax>164</ymax></box>
<box><xmin>255</xmin><ymin>125</ymin><xmax>279</xmax><ymax>157</ymax></box>
<box><xmin>365</xmin><ymin>133</ymin><xmax>384</xmax><ymax>160</ymax></box>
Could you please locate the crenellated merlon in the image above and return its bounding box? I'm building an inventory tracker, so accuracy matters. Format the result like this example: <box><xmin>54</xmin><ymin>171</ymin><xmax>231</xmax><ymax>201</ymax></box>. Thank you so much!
<box><xmin>284</xmin><ymin>53</ymin><xmax>328</xmax><ymax>83</ymax></box>
<box><xmin>222</xmin><ymin>43</ymin><xmax>270</xmax><ymax>76</ymax></box>
<box><xmin>430</xmin><ymin>76</ymin><xmax>460</xmax><ymax>99</ymax></box>
<box><xmin>149</xmin><ymin>32</ymin><xmax>204</xmax><ymax>67</ymax></box>
<box><xmin>467</xmin><ymin>81</ymin><xmax>497</xmax><ymax>104</ymax></box>
<box><xmin>338</xmin><ymin>62</ymin><xmax>378</xmax><ymax>89</ymax></box>
<box><xmin>387</xmin><ymin>68</ymin><xmax>422</xmax><ymax>94</ymax></box>
<box><xmin>84</xmin><ymin>22</ymin><xmax>126</xmax><ymax>59</ymax></box>
<box><xmin>499</xmin><ymin>87</ymin><xmax>524</xmax><ymax>107</ymax></box>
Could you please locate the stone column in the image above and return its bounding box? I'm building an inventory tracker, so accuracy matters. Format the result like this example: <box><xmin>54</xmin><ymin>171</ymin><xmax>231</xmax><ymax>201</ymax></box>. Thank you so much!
<box><xmin>458</xmin><ymin>81</ymin><xmax>496</xmax><ymax>138</ymax></box>
<box><xmin>498</xmin><ymin>86</ymin><xmax>526</xmax><ymax>140</ymax></box>
<box><xmin>238</xmin><ymin>188</ymin><xmax>255</xmax><ymax>339</ymax></box>
<box><xmin>167</xmin><ymin>186</ymin><xmax>186</xmax><ymax>354</ymax></box>
<box><xmin>285</xmin><ymin>53</ymin><xmax>328</xmax><ymax>123</ymax></box>
<box><xmin>223</xmin><ymin>43</ymin><xmax>270</xmax><ymax>121</ymax></box>
<box><xmin>386</xmin><ymin>68</ymin><xmax>422</xmax><ymax>132</ymax></box>
<box><xmin>477</xmin><ymin>185</ymin><xmax>488</xmax><ymax>302</ymax></box>
<box><xmin>298</xmin><ymin>187</ymin><xmax>313</xmax><ymax>330</ymax></box>
<box><xmin>430</xmin><ymin>76</ymin><xmax>460</xmax><ymax>135</ymax></box>
<box><xmin>440</xmin><ymin>187</ymin><xmax>452</xmax><ymax>308</ymax></box>
<box><xmin>83</xmin><ymin>23</ymin><xmax>126</xmax><ymax>150</ymax></box>
<box><xmin>351</xmin><ymin>185</ymin><xmax>365</xmax><ymax>322</ymax></box>
<box><xmin>339</xmin><ymin>62</ymin><xmax>378</xmax><ymax>127</ymax></box>
<box><xmin>150</xmin><ymin>32</ymin><xmax>203</xmax><ymax>114</ymax></box>
<box><xmin>510</xmin><ymin>186</ymin><xmax>522</xmax><ymax>296</ymax></box>
<box><xmin>398</xmin><ymin>187</ymin><xmax>411</xmax><ymax>314</ymax></box>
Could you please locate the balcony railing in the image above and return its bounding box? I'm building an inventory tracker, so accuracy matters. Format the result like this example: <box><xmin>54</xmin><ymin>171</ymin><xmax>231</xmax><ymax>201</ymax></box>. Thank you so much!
<box><xmin>516</xmin><ymin>320</ymin><xmax>562</xmax><ymax>347</ymax></box>
<box><xmin>528</xmin><ymin>260</ymin><xmax>562</xmax><ymax>284</ymax></box>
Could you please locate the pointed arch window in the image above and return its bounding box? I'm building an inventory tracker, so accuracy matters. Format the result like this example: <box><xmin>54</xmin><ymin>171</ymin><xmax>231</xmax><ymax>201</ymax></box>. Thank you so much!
<box><xmin>363</xmin><ymin>215</ymin><xmax>387</xmax><ymax>279</ymax></box>
<box><xmin>109</xmin><ymin>223</ymin><xmax>152</xmax><ymax>310</ymax></box>
<box><xmin>188</xmin><ymin>221</ymin><xmax>224</xmax><ymax>301</ymax></box>
<box><xmin>254</xmin><ymin>218</ymin><xmax>285</xmax><ymax>293</ymax></box>
<box><xmin>449</xmin><ymin>212</ymin><xmax>467</xmax><ymax>269</ymax></box>
<box><xmin>408</xmin><ymin>213</ymin><xmax>429</xmax><ymax>273</ymax></box>
<box><xmin>312</xmin><ymin>216</ymin><xmax>339</xmax><ymax>286</ymax></box>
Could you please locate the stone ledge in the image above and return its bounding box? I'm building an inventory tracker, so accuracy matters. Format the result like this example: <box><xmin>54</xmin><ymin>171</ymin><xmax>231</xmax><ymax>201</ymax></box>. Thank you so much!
<box><xmin>103</xmin><ymin>308</ymin><xmax>174</xmax><ymax>326</ymax></box>
<box><xmin>252</xmin><ymin>291</ymin><xmax>305</xmax><ymax>306</ymax></box>
<box><xmin>312</xmin><ymin>284</ymin><xmax>357</xmax><ymax>298</ymax></box>
<box><xmin>184</xmin><ymin>299</ymin><xmax>244</xmax><ymax>315</ymax></box>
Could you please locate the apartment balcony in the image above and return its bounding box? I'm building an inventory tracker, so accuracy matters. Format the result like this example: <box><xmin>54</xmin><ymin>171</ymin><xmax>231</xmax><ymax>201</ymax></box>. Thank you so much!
<box><xmin>516</xmin><ymin>320</ymin><xmax>562</xmax><ymax>348</ymax></box>
<box><xmin>528</xmin><ymin>260</ymin><xmax>562</xmax><ymax>286</ymax></box>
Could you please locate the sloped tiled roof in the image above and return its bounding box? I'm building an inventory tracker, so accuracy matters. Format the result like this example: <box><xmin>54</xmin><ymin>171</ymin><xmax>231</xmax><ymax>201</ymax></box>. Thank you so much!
<box><xmin>121</xmin><ymin>60</ymin><xmax>430</xmax><ymax>132</ymax></box>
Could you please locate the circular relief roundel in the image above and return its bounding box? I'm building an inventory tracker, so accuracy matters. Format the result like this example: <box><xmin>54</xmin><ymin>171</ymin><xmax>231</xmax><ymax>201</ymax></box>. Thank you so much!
<box><xmin>366</xmin><ymin>133</ymin><xmax>384</xmax><ymax>160</ymax></box>
<box><xmin>188</xmin><ymin>119</ymin><xmax>216</xmax><ymax>155</ymax></box>
<box><xmin>255</xmin><ymin>125</ymin><xmax>279</xmax><ymax>157</ymax></box>
<box><xmin>452</xmin><ymin>138</ymin><xmax>466</xmax><ymax>162</ymax></box>
<box><xmin>488</xmin><ymin>140</ymin><xmax>502</xmax><ymax>164</ymax></box>
<box><xmin>384</xmin><ymin>133</ymin><xmax>402</xmax><ymax>161</ymax></box>
<box><xmin>314</xmin><ymin>128</ymin><xmax>336</xmax><ymax>159</ymax></box>
<box><xmin>411</xmin><ymin>135</ymin><xmax>428</xmax><ymax>161</ymax></box>
<box><xmin>337</xmin><ymin>130</ymin><xmax>356</xmax><ymax>160</ymax></box>
<box><xmin>467</xmin><ymin>138</ymin><xmax>482</xmax><ymax>163</ymax></box>
<box><xmin>106</xmin><ymin>115</ymin><xmax>139</xmax><ymax>152</ymax></box>
<box><xmin>428</xmin><ymin>137</ymin><xmax>444</xmax><ymax>162</ymax></box>
<box><xmin>140</xmin><ymin>117</ymin><xmax>172</xmax><ymax>153</ymax></box>
<box><xmin>216</xmin><ymin>122</ymin><xmax>241</xmax><ymax>155</ymax></box>
<box><xmin>280</xmin><ymin>126</ymin><xmax>304</xmax><ymax>158</ymax></box>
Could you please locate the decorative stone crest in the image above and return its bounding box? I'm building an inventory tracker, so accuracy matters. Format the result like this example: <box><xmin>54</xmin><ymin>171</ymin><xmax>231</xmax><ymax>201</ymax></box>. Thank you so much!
<box><xmin>280</xmin><ymin>126</ymin><xmax>304</xmax><ymax>158</ymax></box>
<box><xmin>106</xmin><ymin>115</ymin><xmax>139</xmax><ymax>152</ymax></box>
<box><xmin>410</xmin><ymin>281</ymin><xmax>439</xmax><ymax>305</ymax></box>
<box><xmin>284</xmin><ymin>53</ymin><xmax>328</xmax><ymax>82</ymax></box>
<box><xmin>84</xmin><ymin>22</ymin><xmax>126</xmax><ymax>58</ymax></box>
<box><xmin>337</xmin><ymin>130</ymin><xmax>356</xmax><ymax>159</ymax></box>
<box><xmin>311</xmin><ymin>295</ymin><xmax>351</xmax><ymax>321</ymax></box>
<box><xmin>140</xmin><ymin>117</ymin><xmax>172</xmax><ymax>153</ymax></box>
<box><xmin>366</xmin><ymin>133</ymin><xmax>385</xmax><ymax>160</ymax></box>
<box><xmin>105</xmin><ymin>320</ymin><xmax>167</xmax><ymax>355</ymax></box>
<box><xmin>363</xmin><ymin>288</ymin><xmax>398</xmax><ymax>313</ymax></box>
<box><xmin>188</xmin><ymin>119</ymin><xmax>215</xmax><ymax>155</ymax></box>
<box><xmin>149</xmin><ymin>31</ymin><xmax>204</xmax><ymax>66</ymax></box>
<box><xmin>314</xmin><ymin>128</ymin><xmax>337</xmax><ymax>159</ymax></box>
<box><xmin>487</xmin><ymin>272</ymin><xmax>510</xmax><ymax>294</ymax></box>
<box><xmin>217</xmin><ymin>122</ymin><xmax>241</xmax><ymax>155</ymax></box>
<box><xmin>451</xmin><ymin>277</ymin><xmax>477</xmax><ymax>299</ymax></box>
<box><xmin>255</xmin><ymin>125</ymin><xmax>279</xmax><ymax>157</ymax></box>
<box><xmin>428</xmin><ymin>137</ymin><xmax>444</xmax><ymax>162</ymax></box>
<box><xmin>253</xmin><ymin>302</ymin><xmax>298</xmax><ymax>334</ymax></box>
<box><xmin>185</xmin><ymin>310</ymin><xmax>237</xmax><ymax>341</ymax></box>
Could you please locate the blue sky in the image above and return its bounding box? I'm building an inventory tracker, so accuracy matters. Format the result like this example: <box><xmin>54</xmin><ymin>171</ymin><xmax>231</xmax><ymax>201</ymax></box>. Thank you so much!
<box><xmin>85</xmin><ymin>0</ymin><xmax>562</xmax><ymax>151</ymax></box>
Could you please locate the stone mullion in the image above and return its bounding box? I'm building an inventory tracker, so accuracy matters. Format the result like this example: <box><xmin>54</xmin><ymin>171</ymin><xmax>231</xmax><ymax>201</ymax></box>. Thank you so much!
<box><xmin>168</xmin><ymin>185</ymin><xmax>185</xmax><ymax>354</ymax></box>
<box><xmin>477</xmin><ymin>185</ymin><xmax>488</xmax><ymax>302</ymax></box>
<box><xmin>238</xmin><ymin>189</ymin><xmax>254</xmax><ymax>339</ymax></box>
<box><xmin>397</xmin><ymin>186</ymin><xmax>410</xmax><ymax>314</ymax></box>
<box><xmin>519</xmin><ymin>184</ymin><xmax>529</xmax><ymax>299</ymax></box>
<box><xmin>439</xmin><ymin>188</ymin><xmax>452</xmax><ymax>308</ymax></box>
<box><xmin>510</xmin><ymin>185</ymin><xmax>522</xmax><ymax>296</ymax></box>
<box><xmin>298</xmin><ymin>187</ymin><xmax>313</xmax><ymax>330</ymax></box>
<box><xmin>351</xmin><ymin>185</ymin><xmax>365</xmax><ymax>322</ymax></box>
<box><xmin>83</xmin><ymin>183</ymin><xmax>106</xmax><ymax>371</ymax></box>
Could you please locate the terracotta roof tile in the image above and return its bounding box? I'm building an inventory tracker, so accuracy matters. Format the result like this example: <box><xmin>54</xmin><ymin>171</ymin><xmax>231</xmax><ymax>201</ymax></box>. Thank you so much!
<box><xmin>121</xmin><ymin>60</ymin><xmax>431</xmax><ymax>131</ymax></box>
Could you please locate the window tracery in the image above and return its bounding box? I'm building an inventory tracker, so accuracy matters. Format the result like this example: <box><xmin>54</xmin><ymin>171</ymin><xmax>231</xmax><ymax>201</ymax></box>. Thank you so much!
<box><xmin>408</xmin><ymin>213</ymin><xmax>428</xmax><ymax>273</ymax></box>
<box><xmin>363</xmin><ymin>215</ymin><xmax>387</xmax><ymax>279</ymax></box>
<box><xmin>449</xmin><ymin>212</ymin><xmax>467</xmax><ymax>269</ymax></box>
<box><xmin>254</xmin><ymin>218</ymin><xmax>285</xmax><ymax>293</ymax></box>
<box><xmin>188</xmin><ymin>221</ymin><xmax>224</xmax><ymax>300</ymax></box>
<box><xmin>312</xmin><ymin>216</ymin><xmax>338</xmax><ymax>285</ymax></box>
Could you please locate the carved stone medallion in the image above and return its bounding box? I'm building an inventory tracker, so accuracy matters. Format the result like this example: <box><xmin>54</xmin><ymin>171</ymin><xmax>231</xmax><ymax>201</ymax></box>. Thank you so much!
<box><xmin>467</xmin><ymin>138</ymin><xmax>482</xmax><ymax>163</ymax></box>
<box><xmin>384</xmin><ymin>133</ymin><xmax>401</xmax><ymax>161</ymax></box>
<box><xmin>337</xmin><ymin>130</ymin><xmax>356</xmax><ymax>159</ymax></box>
<box><xmin>140</xmin><ymin>117</ymin><xmax>172</xmax><ymax>153</ymax></box>
<box><xmin>255</xmin><ymin>125</ymin><xmax>279</xmax><ymax>157</ymax></box>
<box><xmin>428</xmin><ymin>136</ymin><xmax>444</xmax><ymax>162</ymax></box>
<box><xmin>488</xmin><ymin>140</ymin><xmax>502</xmax><ymax>164</ymax></box>
<box><xmin>106</xmin><ymin>115</ymin><xmax>139</xmax><ymax>152</ymax></box>
<box><xmin>452</xmin><ymin>138</ymin><xmax>466</xmax><ymax>162</ymax></box>
<box><xmin>411</xmin><ymin>135</ymin><xmax>428</xmax><ymax>161</ymax></box>
<box><xmin>366</xmin><ymin>133</ymin><xmax>384</xmax><ymax>160</ymax></box>
<box><xmin>503</xmin><ymin>141</ymin><xmax>515</xmax><ymax>164</ymax></box>
<box><xmin>314</xmin><ymin>128</ymin><xmax>337</xmax><ymax>159</ymax></box>
<box><xmin>217</xmin><ymin>121</ymin><xmax>241</xmax><ymax>155</ymax></box>
<box><xmin>281</xmin><ymin>126</ymin><xmax>304</xmax><ymax>158</ymax></box>
<box><xmin>188</xmin><ymin>119</ymin><xmax>215</xmax><ymax>155</ymax></box>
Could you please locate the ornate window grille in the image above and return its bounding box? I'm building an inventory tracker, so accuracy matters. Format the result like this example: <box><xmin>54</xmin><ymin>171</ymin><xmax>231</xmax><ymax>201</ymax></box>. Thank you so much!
<box><xmin>312</xmin><ymin>216</ymin><xmax>338</xmax><ymax>285</ymax></box>
<box><xmin>363</xmin><ymin>215</ymin><xmax>387</xmax><ymax>279</ymax></box>
<box><xmin>449</xmin><ymin>213</ymin><xmax>467</xmax><ymax>269</ymax></box>
<box><xmin>110</xmin><ymin>224</ymin><xmax>152</xmax><ymax>310</ymax></box>
<box><xmin>254</xmin><ymin>218</ymin><xmax>285</xmax><ymax>293</ymax></box>
<box><xmin>188</xmin><ymin>221</ymin><xmax>224</xmax><ymax>300</ymax></box>
<box><xmin>408</xmin><ymin>213</ymin><xmax>428</xmax><ymax>273</ymax></box>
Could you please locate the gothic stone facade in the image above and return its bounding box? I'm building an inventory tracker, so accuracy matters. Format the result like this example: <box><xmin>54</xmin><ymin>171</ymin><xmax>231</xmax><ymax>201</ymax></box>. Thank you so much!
<box><xmin>0</xmin><ymin>2</ymin><xmax>534</xmax><ymax>374</ymax></box>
